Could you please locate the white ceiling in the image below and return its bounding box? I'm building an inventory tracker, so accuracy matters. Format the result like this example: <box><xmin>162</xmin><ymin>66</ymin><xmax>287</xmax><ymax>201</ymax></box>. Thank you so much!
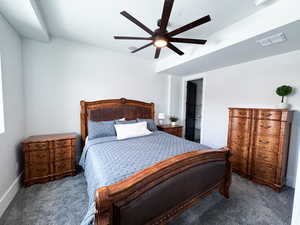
<box><xmin>155</xmin><ymin>0</ymin><xmax>300</xmax><ymax>75</ymax></box>
<box><xmin>38</xmin><ymin>0</ymin><xmax>262</xmax><ymax>59</ymax></box>
<box><xmin>0</xmin><ymin>0</ymin><xmax>49</xmax><ymax>41</ymax></box>
<box><xmin>162</xmin><ymin>20</ymin><xmax>300</xmax><ymax>75</ymax></box>
<box><xmin>0</xmin><ymin>0</ymin><xmax>263</xmax><ymax>59</ymax></box>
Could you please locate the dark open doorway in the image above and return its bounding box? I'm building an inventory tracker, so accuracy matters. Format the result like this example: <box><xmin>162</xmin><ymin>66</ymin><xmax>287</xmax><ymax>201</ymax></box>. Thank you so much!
<box><xmin>185</xmin><ymin>79</ymin><xmax>203</xmax><ymax>142</ymax></box>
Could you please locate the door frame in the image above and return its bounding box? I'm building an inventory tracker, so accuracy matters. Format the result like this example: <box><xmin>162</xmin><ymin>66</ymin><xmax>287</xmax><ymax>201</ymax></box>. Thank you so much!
<box><xmin>181</xmin><ymin>76</ymin><xmax>206</xmax><ymax>143</ymax></box>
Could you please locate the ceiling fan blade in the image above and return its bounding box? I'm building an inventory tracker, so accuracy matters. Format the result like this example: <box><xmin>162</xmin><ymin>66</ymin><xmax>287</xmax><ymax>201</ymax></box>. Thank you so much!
<box><xmin>167</xmin><ymin>43</ymin><xmax>184</xmax><ymax>55</ymax></box>
<box><xmin>160</xmin><ymin>0</ymin><xmax>174</xmax><ymax>32</ymax></box>
<box><xmin>154</xmin><ymin>48</ymin><xmax>161</xmax><ymax>59</ymax></box>
<box><xmin>120</xmin><ymin>11</ymin><xmax>154</xmax><ymax>35</ymax></box>
<box><xmin>114</xmin><ymin>36</ymin><xmax>152</xmax><ymax>40</ymax></box>
<box><xmin>132</xmin><ymin>42</ymin><xmax>153</xmax><ymax>53</ymax></box>
<box><xmin>167</xmin><ymin>15</ymin><xmax>211</xmax><ymax>37</ymax></box>
<box><xmin>169</xmin><ymin>38</ymin><xmax>207</xmax><ymax>44</ymax></box>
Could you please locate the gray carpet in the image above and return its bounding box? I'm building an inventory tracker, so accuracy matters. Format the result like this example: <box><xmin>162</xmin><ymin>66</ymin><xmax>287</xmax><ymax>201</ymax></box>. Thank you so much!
<box><xmin>0</xmin><ymin>173</ymin><xmax>294</xmax><ymax>225</ymax></box>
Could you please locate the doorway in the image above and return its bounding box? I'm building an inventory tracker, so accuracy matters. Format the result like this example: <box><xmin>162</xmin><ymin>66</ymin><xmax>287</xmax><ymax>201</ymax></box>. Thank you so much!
<box><xmin>185</xmin><ymin>79</ymin><xmax>203</xmax><ymax>142</ymax></box>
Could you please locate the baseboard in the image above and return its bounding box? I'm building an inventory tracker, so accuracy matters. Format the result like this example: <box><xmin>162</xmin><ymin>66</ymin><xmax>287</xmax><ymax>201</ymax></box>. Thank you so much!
<box><xmin>287</xmin><ymin>175</ymin><xmax>296</xmax><ymax>188</ymax></box>
<box><xmin>0</xmin><ymin>172</ymin><xmax>23</xmax><ymax>218</ymax></box>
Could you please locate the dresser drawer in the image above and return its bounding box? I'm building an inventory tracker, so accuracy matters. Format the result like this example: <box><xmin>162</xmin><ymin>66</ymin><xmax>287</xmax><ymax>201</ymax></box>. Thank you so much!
<box><xmin>26</xmin><ymin>150</ymin><xmax>50</xmax><ymax>164</ymax></box>
<box><xmin>255</xmin><ymin>110</ymin><xmax>282</xmax><ymax>121</ymax></box>
<box><xmin>230</xmin><ymin>153</ymin><xmax>247</xmax><ymax>164</ymax></box>
<box><xmin>230</xmin><ymin>117</ymin><xmax>251</xmax><ymax>131</ymax></box>
<box><xmin>26</xmin><ymin>164</ymin><xmax>50</xmax><ymax>179</ymax></box>
<box><xmin>230</xmin><ymin>130</ymin><xmax>250</xmax><ymax>139</ymax></box>
<box><xmin>252</xmin><ymin>163</ymin><xmax>276</xmax><ymax>184</ymax></box>
<box><xmin>255</xmin><ymin>120</ymin><xmax>281</xmax><ymax>136</ymax></box>
<box><xmin>254</xmin><ymin>149</ymin><xmax>278</xmax><ymax>166</ymax></box>
<box><xmin>27</xmin><ymin>142</ymin><xmax>48</xmax><ymax>150</ymax></box>
<box><xmin>229</xmin><ymin>130</ymin><xmax>250</xmax><ymax>145</ymax></box>
<box><xmin>229</xmin><ymin>144</ymin><xmax>249</xmax><ymax>159</ymax></box>
<box><xmin>253</xmin><ymin>136</ymin><xmax>279</xmax><ymax>152</ymax></box>
<box><xmin>230</xmin><ymin>109</ymin><xmax>252</xmax><ymax>118</ymax></box>
<box><xmin>54</xmin><ymin>147</ymin><xmax>72</xmax><ymax>161</ymax></box>
<box><xmin>55</xmin><ymin>139</ymin><xmax>72</xmax><ymax>148</ymax></box>
<box><xmin>54</xmin><ymin>160</ymin><xmax>72</xmax><ymax>174</ymax></box>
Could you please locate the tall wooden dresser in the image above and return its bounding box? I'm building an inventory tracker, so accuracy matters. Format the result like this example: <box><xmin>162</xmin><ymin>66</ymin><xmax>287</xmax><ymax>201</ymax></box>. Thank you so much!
<box><xmin>23</xmin><ymin>133</ymin><xmax>77</xmax><ymax>186</ymax></box>
<box><xmin>227</xmin><ymin>108</ymin><xmax>293</xmax><ymax>191</ymax></box>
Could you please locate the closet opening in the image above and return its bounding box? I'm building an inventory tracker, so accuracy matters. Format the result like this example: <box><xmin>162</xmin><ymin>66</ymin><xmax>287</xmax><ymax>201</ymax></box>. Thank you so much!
<box><xmin>185</xmin><ymin>79</ymin><xmax>203</xmax><ymax>142</ymax></box>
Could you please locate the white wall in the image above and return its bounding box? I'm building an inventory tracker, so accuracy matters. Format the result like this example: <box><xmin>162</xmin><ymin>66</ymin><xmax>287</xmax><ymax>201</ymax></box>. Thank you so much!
<box><xmin>168</xmin><ymin>75</ymin><xmax>183</xmax><ymax>121</ymax></box>
<box><xmin>0</xmin><ymin>56</ymin><xmax>4</xmax><ymax>134</ymax></box>
<box><xmin>171</xmin><ymin>50</ymin><xmax>300</xmax><ymax>187</ymax></box>
<box><xmin>23</xmin><ymin>38</ymin><xmax>169</xmax><ymax>137</ymax></box>
<box><xmin>0</xmin><ymin>15</ymin><xmax>25</xmax><ymax>216</ymax></box>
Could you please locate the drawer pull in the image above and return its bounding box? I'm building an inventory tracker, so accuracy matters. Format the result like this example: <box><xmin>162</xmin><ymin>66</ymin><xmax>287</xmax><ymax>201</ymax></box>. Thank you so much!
<box><xmin>57</xmin><ymin>151</ymin><xmax>66</xmax><ymax>156</ymax></box>
<box><xmin>260</xmin><ymin>125</ymin><xmax>272</xmax><ymax>129</ymax></box>
<box><xmin>239</xmin><ymin>112</ymin><xmax>247</xmax><ymax>115</ymax></box>
<box><xmin>55</xmin><ymin>140</ymin><xmax>71</xmax><ymax>148</ymax></box>
<box><xmin>262</xmin><ymin>113</ymin><xmax>272</xmax><ymax>117</ymax></box>
<box><xmin>259</xmin><ymin>140</ymin><xmax>270</xmax><ymax>145</ymax></box>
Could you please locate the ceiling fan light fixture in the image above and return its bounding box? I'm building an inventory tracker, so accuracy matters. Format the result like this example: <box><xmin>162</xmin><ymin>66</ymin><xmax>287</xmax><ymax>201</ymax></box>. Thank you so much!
<box><xmin>114</xmin><ymin>0</ymin><xmax>211</xmax><ymax>58</ymax></box>
<box><xmin>154</xmin><ymin>38</ymin><xmax>168</xmax><ymax>48</ymax></box>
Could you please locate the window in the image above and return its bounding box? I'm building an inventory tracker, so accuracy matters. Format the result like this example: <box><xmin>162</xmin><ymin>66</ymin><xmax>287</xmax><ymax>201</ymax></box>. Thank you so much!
<box><xmin>0</xmin><ymin>56</ymin><xmax>4</xmax><ymax>134</ymax></box>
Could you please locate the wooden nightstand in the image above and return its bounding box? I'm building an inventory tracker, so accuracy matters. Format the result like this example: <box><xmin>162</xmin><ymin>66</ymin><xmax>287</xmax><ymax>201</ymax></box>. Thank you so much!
<box><xmin>157</xmin><ymin>125</ymin><xmax>183</xmax><ymax>137</ymax></box>
<box><xmin>22</xmin><ymin>133</ymin><xmax>77</xmax><ymax>186</ymax></box>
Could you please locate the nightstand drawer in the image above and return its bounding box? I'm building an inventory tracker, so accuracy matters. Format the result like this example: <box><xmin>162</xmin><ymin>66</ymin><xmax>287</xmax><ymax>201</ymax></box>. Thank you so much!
<box><xmin>26</xmin><ymin>150</ymin><xmax>50</xmax><ymax>164</ymax></box>
<box><xmin>167</xmin><ymin>128</ymin><xmax>181</xmax><ymax>136</ymax></box>
<box><xmin>54</xmin><ymin>160</ymin><xmax>72</xmax><ymax>174</ymax></box>
<box><xmin>55</xmin><ymin>139</ymin><xmax>72</xmax><ymax>148</ymax></box>
<box><xmin>28</xmin><ymin>142</ymin><xmax>48</xmax><ymax>150</ymax></box>
<box><xmin>54</xmin><ymin>147</ymin><xmax>72</xmax><ymax>161</ymax></box>
<box><xmin>157</xmin><ymin>125</ymin><xmax>183</xmax><ymax>137</ymax></box>
<box><xmin>26</xmin><ymin>164</ymin><xmax>50</xmax><ymax>179</ymax></box>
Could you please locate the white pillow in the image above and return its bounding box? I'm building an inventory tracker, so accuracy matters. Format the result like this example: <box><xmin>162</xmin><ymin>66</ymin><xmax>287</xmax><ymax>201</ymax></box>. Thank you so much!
<box><xmin>114</xmin><ymin>121</ymin><xmax>152</xmax><ymax>140</ymax></box>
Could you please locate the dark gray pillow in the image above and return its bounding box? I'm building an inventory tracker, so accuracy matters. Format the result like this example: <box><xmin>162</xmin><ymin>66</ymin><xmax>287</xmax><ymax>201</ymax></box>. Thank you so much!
<box><xmin>115</xmin><ymin>119</ymin><xmax>137</xmax><ymax>125</ymax></box>
<box><xmin>88</xmin><ymin>120</ymin><xmax>116</xmax><ymax>140</ymax></box>
<box><xmin>137</xmin><ymin>118</ymin><xmax>157</xmax><ymax>131</ymax></box>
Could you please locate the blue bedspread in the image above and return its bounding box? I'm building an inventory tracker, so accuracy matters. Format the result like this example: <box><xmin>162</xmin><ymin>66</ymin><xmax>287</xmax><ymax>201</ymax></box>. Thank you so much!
<box><xmin>79</xmin><ymin>131</ymin><xmax>210</xmax><ymax>225</ymax></box>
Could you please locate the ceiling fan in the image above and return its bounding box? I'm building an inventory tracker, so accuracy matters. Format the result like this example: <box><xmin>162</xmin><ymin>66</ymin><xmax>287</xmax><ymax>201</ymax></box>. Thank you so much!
<box><xmin>114</xmin><ymin>0</ymin><xmax>211</xmax><ymax>59</ymax></box>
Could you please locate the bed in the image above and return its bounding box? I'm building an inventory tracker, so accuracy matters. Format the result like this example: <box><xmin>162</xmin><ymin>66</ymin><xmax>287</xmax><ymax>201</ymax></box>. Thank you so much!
<box><xmin>79</xmin><ymin>98</ymin><xmax>231</xmax><ymax>225</ymax></box>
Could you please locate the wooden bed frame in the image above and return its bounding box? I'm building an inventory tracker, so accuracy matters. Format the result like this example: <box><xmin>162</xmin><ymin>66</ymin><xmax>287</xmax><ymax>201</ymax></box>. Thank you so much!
<box><xmin>80</xmin><ymin>98</ymin><xmax>231</xmax><ymax>225</ymax></box>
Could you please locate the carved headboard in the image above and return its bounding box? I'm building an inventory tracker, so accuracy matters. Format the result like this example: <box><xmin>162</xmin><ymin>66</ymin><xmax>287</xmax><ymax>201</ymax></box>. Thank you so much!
<box><xmin>80</xmin><ymin>98</ymin><xmax>155</xmax><ymax>143</ymax></box>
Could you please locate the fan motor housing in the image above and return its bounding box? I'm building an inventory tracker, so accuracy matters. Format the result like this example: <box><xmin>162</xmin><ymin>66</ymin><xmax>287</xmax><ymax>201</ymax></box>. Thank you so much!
<box><xmin>113</xmin><ymin>0</ymin><xmax>211</xmax><ymax>59</ymax></box>
<box><xmin>154</xmin><ymin>28</ymin><xmax>168</xmax><ymax>38</ymax></box>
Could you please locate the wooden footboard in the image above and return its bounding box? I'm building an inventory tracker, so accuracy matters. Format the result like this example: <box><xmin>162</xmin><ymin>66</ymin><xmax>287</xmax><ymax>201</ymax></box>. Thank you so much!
<box><xmin>94</xmin><ymin>148</ymin><xmax>231</xmax><ymax>225</ymax></box>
